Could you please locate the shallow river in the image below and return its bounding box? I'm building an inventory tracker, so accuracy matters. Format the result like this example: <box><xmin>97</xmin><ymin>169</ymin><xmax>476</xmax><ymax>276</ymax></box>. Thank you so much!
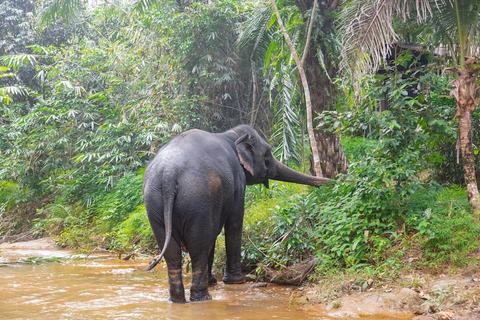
<box><xmin>0</xmin><ymin>244</ymin><xmax>411</xmax><ymax>319</ymax></box>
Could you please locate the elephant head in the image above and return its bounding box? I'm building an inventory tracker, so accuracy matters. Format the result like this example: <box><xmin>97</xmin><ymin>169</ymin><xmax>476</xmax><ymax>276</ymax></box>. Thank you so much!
<box><xmin>234</xmin><ymin>126</ymin><xmax>329</xmax><ymax>188</ymax></box>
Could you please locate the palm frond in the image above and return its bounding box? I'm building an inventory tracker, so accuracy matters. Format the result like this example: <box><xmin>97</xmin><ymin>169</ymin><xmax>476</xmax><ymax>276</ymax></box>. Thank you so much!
<box><xmin>339</xmin><ymin>0</ymin><xmax>399</xmax><ymax>78</ymax></box>
<box><xmin>237</xmin><ymin>6</ymin><xmax>274</xmax><ymax>61</ymax></box>
<box><xmin>38</xmin><ymin>0</ymin><xmax>85</xmax><ymax>27</ymax></box>
<box><xmin>270</xmin><ymin>63</ymin><xmax>301</xmax><ymax>163</ymax></box>
<box><xmin>427</xmin><ymin>0</ymin><xmax>480</xmax><ymax>56</ymax></box>
<box><xmin>0</xmin><ymin>54</ymin><xmax>37</xmax><ymax>71</ymax></box>
<box><xmin>132</xmin><ymin>0</ymin><xmax>159</xmax><ymax>12</ymax></box>
<box><xmin>339</xmin><ymin>0</ymin><xmax>480</xmax><ymax>78</ymax></box>
<box><xmin>337</xmin><ymin>0</ymin><xmax>480</xmax><ymax>88</ymax></box>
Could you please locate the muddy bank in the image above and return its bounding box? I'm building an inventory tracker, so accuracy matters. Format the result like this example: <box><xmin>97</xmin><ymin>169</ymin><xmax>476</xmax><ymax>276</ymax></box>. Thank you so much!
<box><xmin>0</xmin><ymin>237</ymin><xmax>57</xmax><ymax>250</ymax></box>
<box><xmin>294</xmin><ymin>271</ymin><xmax>480</xmax><ymax>320</ymax></box>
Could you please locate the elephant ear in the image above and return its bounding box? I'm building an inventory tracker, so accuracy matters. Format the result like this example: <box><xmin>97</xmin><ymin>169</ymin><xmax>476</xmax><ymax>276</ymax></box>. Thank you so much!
<box><xmin>235</xmin><ymin>134</ymin><xmax>255</xmax><ymax>176</ymax></box>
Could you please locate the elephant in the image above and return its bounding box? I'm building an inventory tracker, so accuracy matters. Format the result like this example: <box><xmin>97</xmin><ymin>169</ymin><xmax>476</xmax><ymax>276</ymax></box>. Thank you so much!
<box><xmin>143</xmin><ymin>124</ymin><xmax>329</xmax><ymax>303</ymax></box>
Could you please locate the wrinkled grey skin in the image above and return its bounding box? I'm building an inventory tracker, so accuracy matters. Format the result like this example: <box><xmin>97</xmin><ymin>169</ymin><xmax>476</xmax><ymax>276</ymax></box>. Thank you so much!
<box><xmin>143</xmin><ymin>125</ymin><xmax>328</xmax><ymax>303</ymax></box>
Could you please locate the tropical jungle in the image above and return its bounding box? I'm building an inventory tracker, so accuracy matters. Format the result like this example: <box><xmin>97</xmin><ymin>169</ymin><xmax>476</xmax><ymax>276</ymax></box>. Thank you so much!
<box><xmin>1</xmin><ymin>0</ymin><xmax>480</xmax><ymax>319</ymax></box>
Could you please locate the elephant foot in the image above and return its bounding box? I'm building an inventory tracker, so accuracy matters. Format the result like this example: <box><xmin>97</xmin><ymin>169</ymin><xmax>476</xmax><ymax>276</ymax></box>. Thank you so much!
<box><xmin>208</xmin><ymin>273</ymin><xmax>217</xmax><ymax>285</ymax></box>
<box><xmin>169</xmin><ymin>295</ymin><xmax>187</xmax><ymax>303</ymax></box>
<box><xmin>222</xmin><ymin>273</ymin><xmax>245</xmax><ymax>284</ymax></box>
<box><xmin>190</xmin><ymin>289</ymin><xmax>212</xmax><ymax>302</ymax></box>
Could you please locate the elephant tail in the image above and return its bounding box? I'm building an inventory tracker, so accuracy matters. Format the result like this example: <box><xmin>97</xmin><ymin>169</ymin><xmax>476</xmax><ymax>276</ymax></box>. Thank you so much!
<box><xmin>145</xmin><ymin>172</ymin><xmax>176</xmax><ymax>271</ymax></box>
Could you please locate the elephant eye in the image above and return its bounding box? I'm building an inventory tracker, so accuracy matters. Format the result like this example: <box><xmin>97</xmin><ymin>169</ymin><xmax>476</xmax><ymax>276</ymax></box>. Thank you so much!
<box><xmin>264</xmin><ymin>152</ymin><xmax>271</xmax><ymax>164</ymax></box>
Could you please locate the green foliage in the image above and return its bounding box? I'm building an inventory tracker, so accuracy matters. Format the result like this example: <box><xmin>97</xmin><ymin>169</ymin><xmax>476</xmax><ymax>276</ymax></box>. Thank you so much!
<box><xmin>244</xmin><ymin>178</ymin><xmax>478</xmax><ymax>279</ymax></box>
<box><xmin>114</xmin><ymin>205</ymin><xmax>156</xmax><ymax>253</ymax></box>
<box><xmin>243</xmin><ymin>120</ymin><xmax>477</xmax><ymax>278</ymax></box>
<box><xmin>1</xmin><ymin>0</ymin><xmax>263</xmax><ymax>255</ymax></box>
<box><xmin>243</xmin><ymin>182</ymin><xmax>312</xmax><ymax>267</ymax></box>
<box><xmin>1</xmin><ymin>0</ymin><xmax>258</xmax><ymax>202</ymax></box>
<box><xmin>340</xmin><ymin>136</ymin><xmax>377</xmax><ymax>162</ymax></box>
<box><xmin>415</xmin><ymin>186</ymin><xmax>480</xmax><ymax>266</ymax></box>
<box><xmin>34</xmin><ymin>170</ymin><xmax>146</xmax><ymax>250</ymax></box>
<box><xmin>0</xmin><ymin>0</ymin><xmax>36</xmax><ymax>55</ymax></box>
<box><xmin>93</xmin><ymin>171</ymin><xmax>144</xmax><ymax>232</ymax></box>
<box><xmin>0</xmin><ymin>181</ymin><xmax>23</xmax><ymax>212</ymax></box>
<box><xmin>34</xmin><ymin>203</ymin><xmax>93</xmax><ymax>248</ymax></box>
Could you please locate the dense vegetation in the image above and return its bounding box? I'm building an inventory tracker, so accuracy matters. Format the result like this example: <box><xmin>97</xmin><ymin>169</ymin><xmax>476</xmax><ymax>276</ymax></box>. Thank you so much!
<box><xmin>1</xmin><ymin>0</ymin><xmax>480</xmax><ymax>283</ymax></box>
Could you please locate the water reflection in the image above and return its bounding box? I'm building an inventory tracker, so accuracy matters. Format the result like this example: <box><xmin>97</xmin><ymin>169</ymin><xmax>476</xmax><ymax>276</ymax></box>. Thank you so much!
<box><xmin>0</xmin><ymin>247</ymin><xmax>410</xmax><ymax>320</ymax></box>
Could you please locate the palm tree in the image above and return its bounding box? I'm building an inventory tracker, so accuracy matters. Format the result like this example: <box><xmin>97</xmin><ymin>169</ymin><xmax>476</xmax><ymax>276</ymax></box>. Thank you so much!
<box><xmin>292</xmin><ymin>0</ymin><xmax>349</xmax><ymax>178</ymax></box>
<box><xmin>238</xmin><ymin>0</ymin><xmax>348</xmax><ymax>178</ymax></box>
<box><xmin>339</xmin><ymin>0</ymin><xmax>480</xmax><ymax>210</ymax></box>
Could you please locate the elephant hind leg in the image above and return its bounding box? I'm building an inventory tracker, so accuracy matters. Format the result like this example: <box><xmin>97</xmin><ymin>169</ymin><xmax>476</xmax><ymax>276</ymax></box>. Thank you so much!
<box><xmin>165</xmin><ymin>244</ymin><xmax>186</xmax><ymax>303</ymax></box>
<box><xmin>188</xmin><ymin>243</ymin><xmax>212</xmax><ymax>301</ymax></box>
<box><xmin>208</xmin><ymin>243</ymin><xmax>217</xmax><ymax>285</ymax></box>
<box><xmin>189</xmin><ymin>264</ymin><xmax>212</xmax><ymax>302</ymax></box>
<box><xmin>147</xmin><ymin>218</ymin><xmax>186</xmax><ymax>303</ymax></box>
<box><xmin>184</xmin><ymin>221</ymin><xmax>213</xmax><ymax>301</ymax></box>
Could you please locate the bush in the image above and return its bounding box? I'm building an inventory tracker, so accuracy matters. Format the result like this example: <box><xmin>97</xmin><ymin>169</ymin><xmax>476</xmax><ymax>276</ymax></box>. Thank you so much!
<box><xmin>113</xmin><ymin>205</ymin><xmax>156</xmax><ymax>253</ymax></box>
<box><xmin>242</xmin><ymin>182</ymin><xmax>311</xmax><ymax>266</ymax></box>
<box><xmin>415</xmin><ymin>186</ymin><xmax>480</xmax><ymax>266</ymax></box>
<box><xmin>241</xmin><ymin>132</ymin><xmax>479</xmax><ymax>279</ymax></box>
<box><xmin>35</xmin><ymin>203</ymin><xmax>95</xmax><ymax>248</ymax></box>
<box><xmin>93</xmin><ymin>170</ymin><xmax>145</xmax><ymax>233</ymax></box>
<box><xmin>0</xmin><ymin>181</ymin><xmax>23</xmax><ymax>212</ymax></box>
<box><xmin>243</xmin><ymin>193</ymin><xmax>318</xmax><ymax>270</ymax></box>
<box><xmin>34</xmin><ymin>170</ymin><xmax>146</xmax><ymax>250</ymax></box>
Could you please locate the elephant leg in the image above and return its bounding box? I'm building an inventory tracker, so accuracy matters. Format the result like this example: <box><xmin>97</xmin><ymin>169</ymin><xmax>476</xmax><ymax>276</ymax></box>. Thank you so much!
<box><xmin>185</xmin><ymin>219</ymin><xmax>213</xmax><ymax>302</ymax></box>
<box><xmin>165</xmin><ymin>254</ymin><xmax>186</xmax><ymax>303</ymax></box>
<box><xmin>222</xmin><ymin>212</ymin><xmax>245</xmax><ymax>284</ymax></box>
<box><xmin>147</xmin><ymin>215</ymin><xmax>186</xmax><ymax>303</ymax></box>
<box><xmin>189</xmin><ymin>256</ymin><xmax>212</xmax><ymax>302</ymax></box>
<box><xmin>207</xmin><ymin>243</ymin><xmax>217</xmax><ymax>284</ymax></box>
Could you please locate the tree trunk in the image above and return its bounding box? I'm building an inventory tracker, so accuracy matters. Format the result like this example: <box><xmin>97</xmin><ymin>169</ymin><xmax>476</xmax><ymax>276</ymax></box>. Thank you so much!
<box><xmin>297</xmin><ymin>0</ymin><xmax>348</xmax><ymax>178</ymax></box>
<box><xmin>458</xmin><ymin>109</ymin><xmax>479</xmax><ymax>207</ymax></box>
<box><xmin>271</xmin><ymin>0</ymin><xmax>323</xmax><ymax>177</ymax></box>
<box><xmin>449</xmin><ymin>68</ymin><xmax>480</xmax><ymax>210</ymax></box>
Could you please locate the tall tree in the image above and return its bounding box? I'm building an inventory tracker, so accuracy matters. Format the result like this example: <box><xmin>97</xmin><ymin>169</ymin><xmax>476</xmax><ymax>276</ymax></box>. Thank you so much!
<box><xmin>296</xmin><ymin>0</ymin><xmax>348</xmax><ymax>178</ymax></box>
<box><xmin>239</xmin><ymin>0</ymin><xmax>348</xmax><ymax>177</ymax></box>
<box><xmin>340</xmin><ymin>0</ymin><xmax>480</xmax><ymax>209</ymax></box>
<box><xmin>270</xmin><ymin>0</ymin><xmax>322</xmax><ymax>176</ymax></box>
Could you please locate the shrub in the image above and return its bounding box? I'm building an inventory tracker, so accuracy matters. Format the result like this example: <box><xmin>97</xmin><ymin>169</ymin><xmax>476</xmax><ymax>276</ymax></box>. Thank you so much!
<box><xmin>113</xmin><ymin>205</ymin><xmax>156</xmax><ymax>253</ymax></box>
<box><xmin>34</xmin><ymin>170</ymin><xmax>146</xmax><ymax>249</ymax></box>
<box><xmin>93</xmin><ymin>170</ymin><xmax>145</xmax><ymax>232</ymax></box>
<box><xmin>0</xmin><ymin>181</ymin><xmax>23</xmax><ymax>212</ymax></box>
<box><xmin>415</xmin><ymin>186</ymin><xmax>480</xmax><ymax>266</ymax></box>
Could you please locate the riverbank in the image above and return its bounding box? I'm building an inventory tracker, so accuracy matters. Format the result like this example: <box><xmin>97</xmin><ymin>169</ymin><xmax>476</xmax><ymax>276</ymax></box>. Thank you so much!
<box><xmin>293</xmin><ymin>259</ymin><xmax>480</xmax><ymax>319</ymax></box>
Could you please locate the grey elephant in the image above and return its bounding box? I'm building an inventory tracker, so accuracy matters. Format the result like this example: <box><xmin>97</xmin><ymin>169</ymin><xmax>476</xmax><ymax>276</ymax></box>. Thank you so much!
<box><xmin>143</xmin><ymin>124</ymin><xmax>328</xmax><ymax>303</ymax></box>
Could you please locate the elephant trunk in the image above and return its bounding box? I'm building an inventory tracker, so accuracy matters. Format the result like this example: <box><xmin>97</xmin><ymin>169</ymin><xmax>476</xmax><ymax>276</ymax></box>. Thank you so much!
<box><xmin>270</xmin><ymin>158</ymin><xmax>330</xmax><ymax>186</ymax></box>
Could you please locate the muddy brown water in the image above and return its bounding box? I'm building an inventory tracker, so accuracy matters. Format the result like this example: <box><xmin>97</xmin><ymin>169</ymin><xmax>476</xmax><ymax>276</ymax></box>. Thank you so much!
<box><xmin>0</xmin><ymin>244</ymin><xmax>411</xmax><ymax>319</ymax></box>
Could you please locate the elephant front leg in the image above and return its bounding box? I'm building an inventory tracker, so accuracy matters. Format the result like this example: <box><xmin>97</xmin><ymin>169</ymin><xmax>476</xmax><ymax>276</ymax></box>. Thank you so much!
<box><xmin>222</xmin><ymin>217</ymin><xmax>245</xmax><ymax>284</ymax></box>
